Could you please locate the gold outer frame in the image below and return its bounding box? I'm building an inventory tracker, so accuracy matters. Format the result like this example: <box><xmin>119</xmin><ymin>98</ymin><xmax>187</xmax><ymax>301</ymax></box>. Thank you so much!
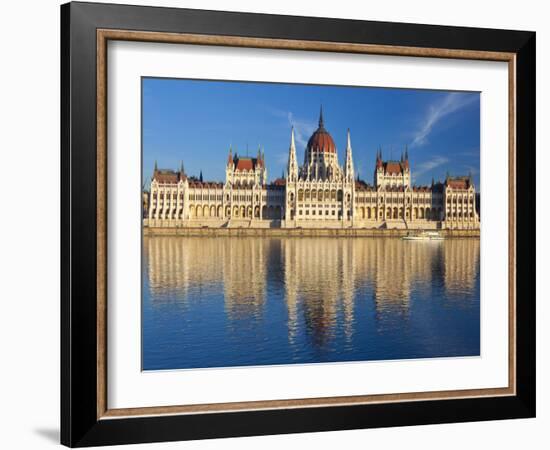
<box><xmin>96</xmin><ymin>29</ymin><xmax>516</xmax><ymax>420</ymax></box>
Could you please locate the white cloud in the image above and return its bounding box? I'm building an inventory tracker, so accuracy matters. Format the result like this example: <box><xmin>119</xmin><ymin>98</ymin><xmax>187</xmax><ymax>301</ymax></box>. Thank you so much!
<box><xmin>286</xmin><ymin>112</ymin><xmax>317</xmax><ymax>149</ymax></box>
<box><xmin>412</xmin><ymin>156</ymin><xmax>449</xmax><ymax>183</ymax></box>
<box><xmin>411</xmin><ymin>92</ymin><xmax>477</xmax><ymax>148</ymax></box>
<box><xmin>268</xmin><ymin>108</ymin><xmax>317</xmax><ymax>149</ymax></box>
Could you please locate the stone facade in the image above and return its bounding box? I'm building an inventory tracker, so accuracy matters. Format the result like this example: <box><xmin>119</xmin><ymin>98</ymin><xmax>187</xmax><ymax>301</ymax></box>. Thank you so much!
<box><xmin>146</xmin><ymin>109</ymin><xmax>479</xmax><ymax>230</ymax></box>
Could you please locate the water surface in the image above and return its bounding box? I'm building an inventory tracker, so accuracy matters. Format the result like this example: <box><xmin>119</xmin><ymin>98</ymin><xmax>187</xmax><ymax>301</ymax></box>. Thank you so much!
<box><xmin>142</xmin><ymin>236</ymin><xmax>480</xmax><ymax>370</ymax></box>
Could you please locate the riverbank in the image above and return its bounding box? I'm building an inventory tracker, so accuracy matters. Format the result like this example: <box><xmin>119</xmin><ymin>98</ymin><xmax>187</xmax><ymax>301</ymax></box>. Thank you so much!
<box><xmin>143</xmin><ymin>227</ymin><xmax>480</xmax><ymax>238</ymax></box>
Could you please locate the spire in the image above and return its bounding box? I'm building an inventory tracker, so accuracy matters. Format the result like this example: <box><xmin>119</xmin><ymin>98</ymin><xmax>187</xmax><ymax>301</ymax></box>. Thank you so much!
<box><xmin>180</xmin><ymin>160</ymin><xmax>185</xmax><ymax>174</ymax></box>
<box><xmin>405</xmin><ymin>145</ymin><xmax>409</xmax><ymax>161</ymax></box>
<box><xmin>287</xmin><ymin>127</ymin><xmax>298</xmax><ymax>181</ymax></box>
<box><xmin>345</xmin><ymin>128</ymin><xmax>354</xmax><ymax>181</ymax></box>
<box><xmin>318</xmin><ymin>105</ymin><xmax>324</xmax><ymax>129</ymax></box>
<box><xmin>154</xmin><ymin>160</ymin><xmax>158</xmax><ymax>172</ymax></box>
<box><xmin>227</xmin><ymin>145</ymin><xmax>233</xmax><ymax>166</ymax></box>
<box><xmin>199</xmin><ymin>170</ymin><xmax>203</xmax><ymax>182</ymax></box>
<box><xmin>376</xmin><ymin>147</ymin><xmax>383</xmax><ymax>169</ymax></box>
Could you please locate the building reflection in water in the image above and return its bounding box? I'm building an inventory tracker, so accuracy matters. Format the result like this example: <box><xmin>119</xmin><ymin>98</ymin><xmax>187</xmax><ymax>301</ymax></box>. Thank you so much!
<box><xmin>145</xmin><ymin>236</ymin><xmax>480</xmax><ymax>362</ymax></box>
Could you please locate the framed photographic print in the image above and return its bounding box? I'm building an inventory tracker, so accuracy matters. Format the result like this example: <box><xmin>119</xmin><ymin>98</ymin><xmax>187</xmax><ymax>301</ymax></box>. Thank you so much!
<box><xmin>60</xmin><ymin>1</ymin><xmax>536</xmax><ymax>447</ymax></box>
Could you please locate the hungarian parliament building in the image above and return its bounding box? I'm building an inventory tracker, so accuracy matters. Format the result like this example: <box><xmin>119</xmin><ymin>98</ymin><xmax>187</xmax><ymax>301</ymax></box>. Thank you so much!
<box><xmin>145</xmin><ymin>109</ymin><xmax>479</xmax><ymax>230</ymax></box>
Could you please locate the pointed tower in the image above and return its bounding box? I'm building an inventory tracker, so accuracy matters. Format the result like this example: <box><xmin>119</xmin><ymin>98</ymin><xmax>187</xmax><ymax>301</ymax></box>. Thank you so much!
<box><xmin>344</xmin><ymin>129</ymin><xmax>354</xmax><ymax>181</ymax></box>
<box><xmin>287</xmin><ymin>127</ymin><xmax>298</xmax><ymax>182</ymax></box>
<box><xmin>375</xmin><ymin>147</ymin><xmax>384</xmax><ymax>189</ymax></box>
<box><xmin>227</xmin><ymin>146</ymin><xmax>233</xmax><ymax>167</ymax></box>
<box><xmin>225</xmin><ymin>146</ymin><xmax>234</xmax><ymax>185</ymax></box>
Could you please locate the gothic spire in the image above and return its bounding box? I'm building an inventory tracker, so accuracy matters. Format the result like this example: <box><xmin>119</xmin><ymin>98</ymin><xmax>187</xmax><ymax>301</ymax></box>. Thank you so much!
<box><xmin>345</xmin><ymin>128</ymin><xmax>354</xmax><ymax>180</ymax></box>
<box><xmin>287</xmin><ymin>127</ymin><xmax>298</xmax><ymax>181</ymax></box>
<box><xmin>318</xmin><ymin>105</ymin><xmax>324</xmax><ymax>129</ymax></box>
<box><xmin>227</xmin><ymin>145</ymin><xmax>233</xmax><ymax>166</ymax></box>
<box><xmin>154</xmin><ymin>160</ymin><xmax>158</xmax><ymax>172</ymax></box>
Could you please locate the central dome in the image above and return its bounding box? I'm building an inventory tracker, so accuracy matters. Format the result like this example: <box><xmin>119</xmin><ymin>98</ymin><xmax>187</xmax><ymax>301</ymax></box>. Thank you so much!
<box><xmin>307</xmin><ymin>107</ymin><xmax>336</xmax><ymax>154</ymax></box>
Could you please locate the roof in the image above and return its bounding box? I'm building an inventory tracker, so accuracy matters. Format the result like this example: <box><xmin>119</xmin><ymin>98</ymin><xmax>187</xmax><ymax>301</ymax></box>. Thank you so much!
<box><xmin>307</xmin><ymin>128</ymin><xmax>337</xmax><ymax>154</ymax></box>
<box><xmin>383</xmin><ymin>161</ymin><xmax>406</xmax><ymax>175</ymax></box>
<box><xmin>355</xmin><ymin>180</ymin><xmax>375</xmax><ymax>191</ymax></box>
<box><xmin>233</xmin><ymin>156</ymin><xmax>263</xmax><ymax>171</ymax></box>
<box><xmin>153</xmin><ymin>169</ymin><xmax>185</xmax><ymax>184</ymax></box>
<box><xmin>446</xmin><ymin>176</ymin><xmax>472</xmax><ymax>190</ymax></box>
<box><xmin>272</xmin><ymin>178</ymin><xmax>286</xmax><ymax>186</ymax></box>
<box><xmin>413</xmin><ymin>186</ymin><xmax>431</xmax><ymax>193</ymax></box>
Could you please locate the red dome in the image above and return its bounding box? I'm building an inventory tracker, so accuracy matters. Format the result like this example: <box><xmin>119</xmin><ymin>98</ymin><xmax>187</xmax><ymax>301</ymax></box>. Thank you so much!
<box><xmin>307</xmin><ymin>128</ymin><xmax>336</xmax><ymax>153</ymax></box>
<box><xmin>307</xmin><ymin>107</ymin><xmax>336</xmax><ymax>153</ymax></box>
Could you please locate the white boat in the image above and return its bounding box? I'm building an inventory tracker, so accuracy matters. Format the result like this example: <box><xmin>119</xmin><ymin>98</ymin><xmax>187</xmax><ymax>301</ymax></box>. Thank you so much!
<box><xmin>402</xmin><ymin>231</ymin><xmax>444</xmax><ymax>241</ymax></box>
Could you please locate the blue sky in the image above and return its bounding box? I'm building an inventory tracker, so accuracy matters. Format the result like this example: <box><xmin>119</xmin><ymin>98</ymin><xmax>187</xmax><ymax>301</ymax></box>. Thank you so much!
<box><xmin>142</xmin><ymin>78</ymin><xmax>480</xmax><ymax>189</ymax></box>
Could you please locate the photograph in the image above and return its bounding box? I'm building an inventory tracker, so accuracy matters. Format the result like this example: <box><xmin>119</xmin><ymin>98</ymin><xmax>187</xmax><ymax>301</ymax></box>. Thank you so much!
<box><xmin>53</xmin><ymin>1</ymin><xmax>536</xmax><ymax>447</ymax></box>
<box><xmin>141</xmin><ymin>78</ymin><xmax>481</xmax><ymax>371</ymax></box>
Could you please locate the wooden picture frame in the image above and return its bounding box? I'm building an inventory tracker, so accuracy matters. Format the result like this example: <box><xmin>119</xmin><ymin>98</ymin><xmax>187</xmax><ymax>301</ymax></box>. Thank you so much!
<box><xmin>61</xmin><ymin>1</ymin><xmax>535</xmax><ymax>446</ymax></box>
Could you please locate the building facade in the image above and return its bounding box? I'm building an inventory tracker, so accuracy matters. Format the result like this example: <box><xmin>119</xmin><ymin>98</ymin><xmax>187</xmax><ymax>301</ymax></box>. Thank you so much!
<box><xmin>146</xmin><ymin>109</ymin><xmax>479</xmax><ymax>230</ymax></box>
